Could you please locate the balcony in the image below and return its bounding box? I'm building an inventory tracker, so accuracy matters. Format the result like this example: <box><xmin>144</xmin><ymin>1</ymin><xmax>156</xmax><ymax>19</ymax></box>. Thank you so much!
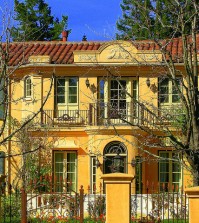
<box><xmin>41</xmin><ymin>102</ymin><xmax>185</xmax><ymax>129</ymax></box>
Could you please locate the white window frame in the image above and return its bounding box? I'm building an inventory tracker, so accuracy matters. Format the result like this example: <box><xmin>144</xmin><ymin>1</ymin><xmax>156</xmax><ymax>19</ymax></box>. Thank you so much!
<box><xmin>159</xmin><ymin>151</ymin><xmax>182</xmax><ymax>191</ymax></box>
<box><xmin>159</xmin><ymin>77</ymin><xmax>182</xmax><ymax>107</ymax></box>
<box><xmin>99</xmin><ymin>77</ymin><xmax>138</xmax><ymax>122</ymax></box>
<box><xmin>54</xmin><ymin>151</ymin><xmax>77</xmax><ymax>192</ymax></box>
<box><xmin>90</xmin><ymin>156</ymin><xmax>97</xmax><ymax>194</ymax></box>
<box><xmin>24</xmin><ymin>76</ymin><xmax>32</xmax><ymax>99</ymax></box>
<box><xmin>56</xmin><ymin>77</ymin><xmax>78</xmax><ymax>105</ymax></box>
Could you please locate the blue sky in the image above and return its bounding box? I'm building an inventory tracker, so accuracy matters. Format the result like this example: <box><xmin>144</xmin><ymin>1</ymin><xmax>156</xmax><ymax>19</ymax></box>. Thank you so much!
<box><xmin>0</xmin><ymin>0</ymin><xmax>122</xmax><ymax>41</ymax></box>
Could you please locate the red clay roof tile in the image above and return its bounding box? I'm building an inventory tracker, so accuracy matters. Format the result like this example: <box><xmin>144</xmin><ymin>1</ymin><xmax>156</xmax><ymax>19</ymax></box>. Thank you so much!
<box><xmin>4</xmin><ymin>35</ymin><xmax>199</xmax><ymax>66</ymax></box>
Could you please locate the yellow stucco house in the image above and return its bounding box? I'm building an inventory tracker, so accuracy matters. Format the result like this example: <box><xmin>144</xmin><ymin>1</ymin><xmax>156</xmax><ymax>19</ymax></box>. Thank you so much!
<box><xmin>1</xmin><ymin>37</ymin><xmax>196</xmax><ymax>194</ymax></box>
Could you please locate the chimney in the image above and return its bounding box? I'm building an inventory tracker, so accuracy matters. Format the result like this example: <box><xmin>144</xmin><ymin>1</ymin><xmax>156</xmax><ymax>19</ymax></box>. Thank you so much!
<box><xmin>62</xmin><ymin>30</ymin><xmax>69</xmax><ymax>42</ymax></box>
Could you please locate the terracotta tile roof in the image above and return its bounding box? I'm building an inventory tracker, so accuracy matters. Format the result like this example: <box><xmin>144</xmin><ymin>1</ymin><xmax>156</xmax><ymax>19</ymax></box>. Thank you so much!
<box><xmin>4</xmin><ymin>35</ymin><xmax>199</xmax><ymax>66</ymax></box>
<box><xmin>6</xmin><ymin>41</ymin><xmax>103</xmax><ymax>66</ymax></box>
<box><xmin>134</xmin><ymin>34</ymin><xmax>199</xmax><ymax>62</ymax></box>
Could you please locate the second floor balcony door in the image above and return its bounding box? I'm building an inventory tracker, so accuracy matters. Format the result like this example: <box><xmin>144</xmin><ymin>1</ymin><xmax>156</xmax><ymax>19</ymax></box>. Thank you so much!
<box><xmin>55</xmin><ymin>77</ymin><xmax>78</xmax><ymax>117</ymax></box>
<box><xmin>98</xmin><ymin>78</ymin><xmax>138</xmax><ymax>125</ymax></box>
<box><xmin>109</xmin><ymin>80</ymin><xmax>127</xmax><ymax>120</ymax></box>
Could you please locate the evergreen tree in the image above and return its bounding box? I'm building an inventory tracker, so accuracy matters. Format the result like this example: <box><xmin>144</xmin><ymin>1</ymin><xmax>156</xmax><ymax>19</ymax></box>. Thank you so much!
<box><xmin>11</xmin><ymin>0</ymin><xmax>70</xmax><ymax>41</ymax></box>
<box><xmin>116</xmin><ymin>0</ymin><xmax>198</xmax><ymax>40</ymax></box>
<box><xmin>116</xmin><ymin>0</ymin><xmax>154</xmax><ymax>40</ymax></box>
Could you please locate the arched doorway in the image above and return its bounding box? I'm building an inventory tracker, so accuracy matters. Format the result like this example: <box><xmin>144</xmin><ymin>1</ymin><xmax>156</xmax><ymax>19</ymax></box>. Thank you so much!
<box><xmin>103</xmin><ymin>141</ymin><xmax>127</xmax><ymax>174</ymax></box>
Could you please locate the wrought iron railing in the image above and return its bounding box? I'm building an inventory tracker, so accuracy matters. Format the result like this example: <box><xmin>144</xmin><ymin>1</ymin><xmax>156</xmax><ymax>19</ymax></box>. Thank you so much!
<box><xmin>41</xmin><ymin>101</ymin><xmax>186</xmax><ymax>129</ymax></box>
<box><xmin>0</xmin><ymin>179</ymin><xmax>189</xmax><ymax>223</ymax></box>
<box><xmin>131</xmin><ymin>183</ymin><xmax>189</xmax><ymax>223</ymax></box>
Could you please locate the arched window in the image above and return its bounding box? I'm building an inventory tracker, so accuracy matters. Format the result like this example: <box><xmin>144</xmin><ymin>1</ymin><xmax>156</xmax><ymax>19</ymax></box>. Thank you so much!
<box><xmin>24</xmin><ymin>76</ymin><xmax>32</xmax><ymax>98</ymax></box>
<box><xmin>103</xmin><ymin>141</ymin><xmax>127</xmax><ymax>174</ymax></box>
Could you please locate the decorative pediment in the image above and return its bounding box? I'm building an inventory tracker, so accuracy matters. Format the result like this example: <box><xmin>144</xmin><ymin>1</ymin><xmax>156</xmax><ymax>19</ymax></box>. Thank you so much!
<box><xmin>74</xmin><ymin>41</ymin><xmax>162</xmax><ymax>64</ymax></box>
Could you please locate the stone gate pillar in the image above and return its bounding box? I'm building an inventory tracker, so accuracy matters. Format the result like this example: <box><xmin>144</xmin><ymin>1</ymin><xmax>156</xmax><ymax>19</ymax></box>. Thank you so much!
<box><xmin>101</xmin><ymin>173</ymin><xmax>134</xmax><ymax>223</ymax></box>
<box><xmin>185</xmin><ymin>186</ymin><xmax>199</xmax><ymax>223</ymax></box>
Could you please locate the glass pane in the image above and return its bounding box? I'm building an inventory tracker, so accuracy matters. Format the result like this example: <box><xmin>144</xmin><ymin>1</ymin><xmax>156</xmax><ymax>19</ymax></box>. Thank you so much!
<box><xmin>71</xmin><ymin>182</ymin><xmax>76</xmax><ymax>191</ymax></box>
<box><xmin>172</xmin><ymin>78</ymin><xmax>181</xmax><ymax>94</ymax></box>
<box><xmin>172</xmin><ymin>162</ymin><xmax>181</xmax><ymax>172</ymax></box>
<box><xmin>67</xmin><ymin>163</ymin><xmax>75</xmax><ymax>172</ymax></box>
<box><xmin>67</xmin><ymin>153</ymin><xmax>76</xmax><ymax>162</ymax></box>
<box><xmin>93</xmin><ymin>166</ymin><xmax>96</xmax><ymax>175</ymax></box>
<box><xmin>133</xmin><ymin>80</ymin><xmax>137</xmax><ymax>100</ymax></box>
<box><xmin>57</xmin><ymin>96</ymin><xmax>65</xmax><ymax>103</ymax></box>
<box><xmin>57</xmin><ymin>86</ymin><xmax>65</xmax><ymax>94</ymax></box>
<box><xmin>119</xmin><ymin>100</ymin><xmax>126</xmax><ymax>108</ymax></box>
<box><xmin>57</xmin><ymin>79</ymin><xmax>65</xmax><ymax>86</ymax></box>
<box><xmin>104</xmin><ymin>157</ymin><xmax>114</xmax><ymax>174</ymax></box>
<box><xmin>67</xmin><ymin>173</ymin><xmax>75</xmax><ymax>182</ymax></box>
<box><xmin>172</xmin><ymin>94</ymin><xmax>180</xmax><ymax>103</ymax></box>
<box><xmin>69</xmin><ymin>87</ymin><xmax>77</xmax><ymax>94</ymax></box>
<box><xmin>173</xmin><ymin>173</ymin><xmax>181</xmax><ymax>182</ymax></box>
<box><xmin>111</xmin><ymin>90</ymin><xmax>118</xmax><ymax>99</ymax></box>
<box><xmin>25</xmin><ymin>77</ymin><xmax>32</xmax><ymax>97</ymax></box>
<box><xmin>120</xmin><ymin>80</ymin><xmax>126</xmax><ymax>88</ymax></box>
<box><xmin>160</xmin><ymin>173</ymin><xmax>169</xmax><ymax>182</ymax></box>
<box><xmin>119</xmin><ymin>91</ymin><xmax>126</xmax><ymax>99</ymax></box>
<box><xmin>159</xmin><ymin>78</ymin><xmax>169</xmax><ymax>103</ymax></box>
<box><xmin>99</xmin><ymin>79</ymin><xmax>104</xmax><ymax>100</ymax></box>
<box><xmin>160</xmin><ymin>85</ymin><xmax>169</xmax><ymax>94</ymax></box>
<box><xmin>69</xmin><ymin>78</ymin><xmax>77</xmax><ymax>86</ymax></box>
<box><xmin>55</xmin><ymin>153</ymin><xmax>63</xmax><ymax>162</ymax></box>
<box><xmin>160</xmin><ymin>162</ymin><xmax>169</xmax><ymax>172</ymax></box>
<box><xmin>68</xmin><ymin>96</ymin><xmax>77</xmax><ymax>103</ymax></box>
<box><xmin>159</xmin><ymin>94</ymin><xmax>169</xmax><ymax>103</ymax></box>
<box><xmin>111</xmin><ymin>80</ymin><xmax>118</xmax><ymax>89</ymax></box>
<box><xmin>160</xmin><ymin>152</ymin><xmax>169</xmax><ymax>158</ymax></box>
<box><xmin>55</xmin><ymin>163</ymin><xmax>63</xmax><ymax>172</ymax></box>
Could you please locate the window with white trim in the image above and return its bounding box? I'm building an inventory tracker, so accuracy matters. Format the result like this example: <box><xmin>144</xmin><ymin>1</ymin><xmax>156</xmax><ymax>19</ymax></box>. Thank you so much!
<box><xmin>159</xmin><ymin>77</ymin><xmax>182</xmax><ymax>106</ymax></box>
<box><xmin>24</xmin><ymin>76</ymin><xmax>32</xmax><ymax>98</ymax></box>
<box><xmin>56</xmin><ymin>77</ymin><xmax>78</xmax><ymax>104</ymax></box>
<box><xmin>54</xmin><ymin>151</ymin><xmax>77</xmax><ymax>192</ymax></box>
<box><xmin>90</xmin><ymin>156</ymin><xmax>97</xmax><ymax>193</ymax></box>
<box><xmin>135</xmin><ymin>156</ymin><xmax>142</xmax><ymax>194</ymax></box>
<box><xmin>159</xmin><ymin>151</ymin><xmax>181</xmax><ymax>191</ymax></box>
<box><xmin>98</xmin><ymin>78</ymin><xmax>138</xmax><ymax>121</ymax></box>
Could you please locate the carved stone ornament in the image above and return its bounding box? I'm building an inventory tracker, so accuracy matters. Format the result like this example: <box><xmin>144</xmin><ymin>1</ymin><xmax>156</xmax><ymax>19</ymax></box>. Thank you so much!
<box><xmin>29</xmin><ymin>55</ymin><xmax>51</xmax><ymax>64</ymax></box>
<box><xmin>107</xmin><ymin>47</ymin><xmax>130</xmax><ymax>60</ymax></box>
<box><xmin>78</xmin><ymin>54</ymin><xmax>96</xmax><ymax>62</ymax></box>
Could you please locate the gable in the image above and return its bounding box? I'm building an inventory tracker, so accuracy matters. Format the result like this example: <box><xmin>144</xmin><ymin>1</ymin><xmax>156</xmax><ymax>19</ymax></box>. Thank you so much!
<box><xmin>73</xmin><ymin>41</ymin><xmax>162</xmax><ymax>64</ymax></box>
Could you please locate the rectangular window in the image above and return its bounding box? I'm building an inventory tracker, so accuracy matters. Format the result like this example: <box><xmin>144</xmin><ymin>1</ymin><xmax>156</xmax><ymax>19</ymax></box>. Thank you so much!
<box><xmin>54</xmin><ymin>151</ymin><xmax>77</xmax><ymax>192</ymax></box>
<box><xmin>98</xmin><ymin>78</ymin><xmax>138</xmax><ymax>123</ymax></box>
<box><xmin>90</xmin><ymin>156</ymin><xmax>97</xmax><ymax>193</ymax></box>
<box><xmin>132</xmin><ymin>80</ymin><xmax>138</xmax><ymax>118</ymax></box>
<box><xmin>56</xmin><ymin>77</ymin><xmax>78</xmax><ymax>105</ymax></box>
<box><xmin>0</xmin><ymin>151</ymin><xmax>5</xmax><ymax>175</ymax></box>
<box><xmin>159</xmin><ymin>77</ymin><xmax>182</xmax><ymax>105</ymax></box>
<box><xmin>110</xmin><ymin>80</ymin><xmax>127</xmax><ymax>119</ymax></box>
<box><xmin>57</xmin><ymin>79</ymin><xmax>65</xmax><ymax>103</ymax></box>
<box><xmin>135</xmin><ymin>156</ymin><xmax>142</xmax><ymax>194</ymax></box>
<box><xmin>159</xmin><ymin>151</ymin><xmax>181</xmax><ymax>191</ymax></box>
<box><xmin>24</xmin><ymin>76</ymin><xmax>32</xmax><ymax>98</ymax></box>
